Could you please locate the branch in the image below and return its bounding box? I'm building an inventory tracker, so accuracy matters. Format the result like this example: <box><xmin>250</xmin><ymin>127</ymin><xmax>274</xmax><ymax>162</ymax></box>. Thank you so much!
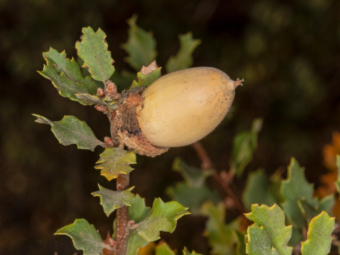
<box><xmin>191</xmin><ymin>142</ymin><xmax>246</xmax><ymax>214</ymax></box>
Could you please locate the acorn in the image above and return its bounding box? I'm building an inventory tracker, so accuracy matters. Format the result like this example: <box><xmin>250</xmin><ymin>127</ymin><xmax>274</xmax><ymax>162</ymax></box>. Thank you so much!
<box><xmin>113</xmin><ymin>67</ymin><xmax>243</xmax><ymax>157</ymax></box>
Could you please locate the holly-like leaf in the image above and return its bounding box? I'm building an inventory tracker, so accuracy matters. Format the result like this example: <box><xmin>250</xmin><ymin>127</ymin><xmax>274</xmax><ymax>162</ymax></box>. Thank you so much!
<box><xmin>92</xmin><ymin>185</ymin><xmax>135</xmax><ymax>216</ymax></box>
<box><xmin>156</xmin><ymin>243</ymin><xmax>175</xmax><ymax>255</ymax></box>
<box><xmin>182</xmin><ymin>247</ymin><xmax>202</xmax><ymax>255</ymax></box>
<box><xmin>55</xmin><ymin>219</ymin><xmax>110</xmax><ymax>255</ymax></box>
<box><xmin>33</xmin><ymin>114</ymin><xmax>104</xmax><ymax>151</ymax></box>
<box><xmin>298</xmin><ymin>195</ymin><xmax>335</xmax><ymax>223</ymax></box>
<box><xmin>39</xmin><ymin>48</ymin><xmax>98</xmax><ymax>105</ymax></box>
<box><xmin>281</xmin><ymin>158</ymin><xmax>319</xmax><ymax>228</ymax></box>
<box><xmin>130</xmin><ymin>61</ymin><xmax>162</xmax><ymax>89</ymax></box>
<box><xmin>122</xmin><ymin>16</ymin><xmax>157</xmax><ymax>71</ymax></box>
<box><xmin>335</xmin><ymin>155</ymin><xmax>340</xmax><ymax>192</ymax></box>
<box><xmin>172</xmin><ymin>158</ymin><xmax>212</xmax><ymax>187</ymax></box>
<box><xmin>167</xmin><ymin>183</ymin><xmax>219</xmax><ymax>214</ymax></box>
<box><xmin>76</xmin><ymin>27</ymin><xmax>115</xmax><ymax>82</ymax></box>
<box><xmin>245</xmin><ymin>204</ymin><xmax>292</xmax><ymax>255</ymax></box>
<box><xmin>243</xmin><ymin>169</ymin><xmax>277</xmax><ymax>211</ymax></box>
<box><xmin>126</xmin><ymin>195</ymin><xmax>151</xmax><ymax>255</ymax></box>
<box><xmin>200</xmin><ymin>202</ymin><xmax>238</xmax><ymax>255</ymax></box>
<box><xmin>301</xmin><ymin>212</ymin><xmax>335</xmax><ymax>255</ymax></box>
<box><xmin>95</xmin><ymin>148</ymin><xmax>136</xmax><ymax>181</ymax></box>
<box><xmin>135</xmin><ymin>198</ymin><xmax>190</xmax><ymax>242</ymax></box>
<box><xmin>230</xmin><ymin>119</ymin><xmax>262</xmax><ymax>176</ymax></box>
<box><xmin>165</xmin><ymin>33</ymin><xmax>201</xmax><ymax>73</ymax></box>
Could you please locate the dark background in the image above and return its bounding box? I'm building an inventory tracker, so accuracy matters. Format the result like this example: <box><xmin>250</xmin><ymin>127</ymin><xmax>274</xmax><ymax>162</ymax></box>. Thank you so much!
<box><xmin>1</xmin><ymin>0</ymin><xmax>340</xmax><ymax>254</ymax></box>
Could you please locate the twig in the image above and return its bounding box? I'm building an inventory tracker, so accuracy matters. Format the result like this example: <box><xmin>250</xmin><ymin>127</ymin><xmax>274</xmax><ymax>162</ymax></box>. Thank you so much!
<box><xmin>191</xmin><ymin>142</ymin><xmax>246</xmax><ymax>214</ymax></box>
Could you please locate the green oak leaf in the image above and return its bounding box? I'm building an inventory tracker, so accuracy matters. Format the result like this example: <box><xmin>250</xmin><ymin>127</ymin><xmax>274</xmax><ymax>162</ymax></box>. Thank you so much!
<box><xmin>76</xmin><ymin>27</ymin><xmax>115</xmax><ymax>82</ymax></box>
<box><xmin>92</xmin><ymin>185</ymin><xmax>135</xmax><ymax>216</ymax></box>
<box><xmin>156</xmin><ymin>243</ymin><xmax>175</xmax><ymax>255</ymax></box>
<box><xmin>298</xmin><ymin>195</ymin><xmax>335</xmax><ymax>223</ymax></box>
<box><xmin>230</xmin><ymin>119</ymin><xmax>262</xmax><ymax>176</ymax></box>
<box><xmin>167</xmin><ymin>182</ymin><xmax>219</xmax><ymax>214</ymax></box>
<box><xmin>166</xmin><ymin>33</ymin><xmax>201</xmax><ymax>73</ymax></box>
<box><xmin>288</xmin><ymin>227</ymin><xmax>303</xmax><ymax>246</ymax></box>
<box><xmin>130</xmin><ymin>61</ymin><xmax>161</xmax><ymax>89</ymax></box>
<box><xmin>281</xmin><ymin>158</ymin><xmax>319</xmax><ymax>228</ymax></box>
<box><xmin>243</xmin><ymin>169</ymin><xmax>277</xmax><ymax>211</ymax></box>
<box><xmin>172</xmin><ymin>158</ymin><xmax>212</xmax><ymax>187</ymax></box>
<box><xmin>95</xmin><ymin>148</ymin><xmax>136</xmax><ymax>181</ymax></box>
<box><xmin>126</xmin><ymin>195</ymin><xmax>151</xmax><ymax>255</ymax></box>
<box><xmin>39</xmin><ymin>48</ymin><xmax>98</xmax><ymax>105</ymax></box>
<box><xmin>245</xmin><ymin>204</ymin><xmax>292</xmax><ymax>255</ymax></box>
<box><xmin>200</xmin><ymin>202</ymin><xmax>238</xmax><ymax>255</ymax></box>
<box><xmin>335</xmin><ymin>155</ymin><xmax>340</xmax><ymax>192</ymax></box>
<box><xmin>55</xmin><ymin>219</ymin><xmax>109</xmax><ymax>255</ymax></box>
<box><xmin>301</xmin><ymin>212</ymin><xmax>335</xmax><ymax>255</ymax></box>
<box><xmin>122</xmin><ymin>16</ymin><xmax>157</xmax><ymax>71</ymax></box>
<box><xmin>33</xmin><ymin>114</ymin><xmax>104</xmax><ymax>151</ymax></box>
<box><xmin>246</xmin><ymin>225</ymin><xmax>277</xmax><ymax>255</ymax></box>
<box><xmin>136</xmin><ymin>198</ymin><xmax>190</xmax><ymax>242</ymax></box>
<box><xmin>183</xmin><ymin>247</ymin><xmax>202</xmax><ymax>255</ymax></box>
<box><xmin>75</xmin><ymin>93</ymin><xmax>117</xmax><ymax>108</ymax></box>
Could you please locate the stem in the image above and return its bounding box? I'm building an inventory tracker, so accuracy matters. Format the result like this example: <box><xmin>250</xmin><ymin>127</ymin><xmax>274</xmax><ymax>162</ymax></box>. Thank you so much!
<box><xmin>108</xmin><ymin>110</ymin><xmax>130</xmax><ymax>255</ymax></box>
<box><xmin>191</xmin><ymin>142</ymin><xmax>246</xmax><ymax>214</ymax></box>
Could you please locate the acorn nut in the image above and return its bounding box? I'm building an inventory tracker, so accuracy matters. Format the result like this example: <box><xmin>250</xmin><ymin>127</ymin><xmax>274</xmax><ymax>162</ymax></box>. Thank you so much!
<box><xmin>114</xmin><ymin>67</ymin><xmax>243</xmax><ymax>157</ymax></box>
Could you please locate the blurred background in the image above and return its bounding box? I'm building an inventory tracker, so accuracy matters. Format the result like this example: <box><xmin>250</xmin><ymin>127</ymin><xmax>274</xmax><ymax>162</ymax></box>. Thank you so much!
<box><xmin>1</xmin><ymin>0</ymin><xmax>340</xmax><ymax>254</ymax></box>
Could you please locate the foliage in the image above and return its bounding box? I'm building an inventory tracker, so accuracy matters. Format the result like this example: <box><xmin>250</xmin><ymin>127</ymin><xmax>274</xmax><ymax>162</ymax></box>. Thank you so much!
<box><xmin>34</xmin><ymin>17</ymin><xmax>340</xmax><ymax>255</ymax></box>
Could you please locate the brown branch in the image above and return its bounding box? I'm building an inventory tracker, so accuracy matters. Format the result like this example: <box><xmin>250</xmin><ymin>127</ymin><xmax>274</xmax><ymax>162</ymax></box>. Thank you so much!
<box><xmin>191</xmin><ymin>142</ymin><xmax>246</xmax><ymax>214</ymax></box>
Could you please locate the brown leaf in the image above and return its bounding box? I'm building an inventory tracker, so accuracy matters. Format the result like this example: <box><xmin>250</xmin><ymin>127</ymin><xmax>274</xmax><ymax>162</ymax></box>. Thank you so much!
<box><xmin>323</xmin><ymin>132</ymin><xmax>340</xmax><ymax>172</ymax></box>
<box><xmin>102</xmin><ymin>232</ymin><xmax>115</xmax><ymax>255</ymax></box>
<box><xmin>140</xmin><ymin>61</ymin><xmax>158</xmax><ymax>75</ymax></box>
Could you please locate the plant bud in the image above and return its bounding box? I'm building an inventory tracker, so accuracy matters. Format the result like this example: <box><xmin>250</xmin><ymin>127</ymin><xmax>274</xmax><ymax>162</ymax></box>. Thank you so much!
<box><xmin>136</xmin><ymin>67</ymin><xmax>242</xmax><ymax>147</ymax></box>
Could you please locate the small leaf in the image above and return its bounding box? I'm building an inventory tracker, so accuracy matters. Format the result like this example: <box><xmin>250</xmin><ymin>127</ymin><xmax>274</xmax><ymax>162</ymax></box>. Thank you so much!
<box><xmin>301</xmin><ymin>212</ymin><xmax>335</xmax><ymax>255</ymax></box>
<box><xmin>166</xmin><ymin>33</ymin><xmax>201</xmax><ymax>73</ymax></box>
<box><xmin>76</xmin><ymin>27</ymin><xmax>115</xmax><ymax>82</ymax></box>
<box><xmin>200</xmin><ymin>202</ymin><xmax>238</xmax><ymax>255</ymax></box>
<box><xmin>182</xmin><ymin>247</ymin><xmax>202</xmax><ymax>255</ymax></box>
<box><xmin>245</xmin><ymin>204</ymin><xmax>292</xmax><ymax>255</ymax></box>
<box><xmin>281</xmin><ymin>158</ymin><xmax>319</xmax><ymax>228</ymax></box>
<box><xmin>243</xmin><ymin>169</ymin><xmax>277</xmax><ymax>211</ymax></box>
<box><xmin>39</xmin><ymin>48</ymin><xmax>98</xmax><ymax>105</ymax></box>
<box><xmin>33</xmin><ymin>114</ymin><xmax>104</xmax><ymax>151</ymax></box>
<box><xmin>172</xmin><ymin>158</ymin><xmax>212</xmax><ymax>187</ymax></box>
<box><xmin>92</xmin><ymin>185</ymin><xmax>135</xmax><ymax>216</ymax></box>
<box><xmin>167</xmin><ymin>182</ymin><xmax>220</xmax><ymax>214</ymax></box>
<box><xmin>335</xmin><ymin>155</ymin><xmax>340</xmax><ymax>192</ymax></box>
<box><xmin>156</xmin><ymin>243</ymin><xmax>175</xmax><ymax>255</ymax></box>
<box><xmin>230</xmin><ymin>119</ymin><xmax>262</xmax><ymax>176</ymax></box>
<box><xmin>122</xmin><ymin>16</ymin><xmax>157</xmax><ymax>71</ymax></box>
<box><xmin>55</xmin><ymin>219</ymin><xmax>109</xmax><ymax>255</ymax></box>
<box><xmin>76</xmin><ymin>93</ymin><xmax>116</xmax><ymax>107</ymax></box>
<box><xmin>130</xmin><ymin>61</ymin><xmax>162</xmax><ymax>89</ymax></box>
<box><xmin>299</xmin><ymin>195</ymin><xmax>335</xmax><ymax>223</ymax></box>
<box><xmin>136</xmin><ymin>198</ymin><xmax>190</xmax><ymax>242</ymax></box>
<box><xmin>95</xmin><ymin>148</ymin><xmax>136</xmax><ymax>181</ymax></box>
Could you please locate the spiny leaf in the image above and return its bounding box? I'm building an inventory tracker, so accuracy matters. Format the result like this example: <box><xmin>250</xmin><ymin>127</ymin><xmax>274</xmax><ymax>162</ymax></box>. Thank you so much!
<box><xmin>301</xmin><ymin>212</ymin><xmax>335</xmax><ymax>255</ymax></box>
<box><xmin>55</xmin><ymin>219</ymin><xmax>109</xmax><ymax>255</ymax></box>
<box><xmin>182</xmin><ymin>247</ymin><xmax>202</xmax><ymax>255</ymax></box>
<box><xmin>172</xmin><ymin>158</ymin><xmax>212</xmax><ymax>187</ymax></box>
<box><xmin>92</xmin><ymin>185</ymin><xmax>135</xmax><ymax>216</ymax></box>
<box><xmin>39</xmin><ymin>48</ymin><xmax>98</xmax><ymax>105</ymax></box>
<box><xmin>281</xmin><ymin>158</ymin><xmax>319</xmax><ymax>228</ymax></box>
<box><xmin>76</xmin><ymin>27</ymin><xmax>115</xmax><ymax>82</ymax></box>
<box><xmin>130</xmin><ymin>61</ymin><xmax>161</xmax><ymax>89</ymax></box>
<box><xmin>245</xmin><ymin>204</ymin><xmax>292</xmax><ymax>255</ymax></box>
<box><xmin>167</xmin><ymin>182</ymin><xmax>219</xmax><ymax>214</ymax></box>
<box><xmin>156</xmin><ymin>243</ymin><xmax>175</xmax><ymax>255</ymax></box>
<box><xmin>242</xmin><ymin>169</ymin><xmax>277</xmax><ymax>211</ymax></box>
<box><xmin>200</xmin><ymin>202</ymin><xmax>238</xmax><ymax>255</ymax></box>
<box><xmin>122</xmin><ymin>16</ymin><xmax>157</xmax><ymax>71</ymax></box>
<box><xmin>33</xmin><ymin>114</ymin><xmax>104</xmax><ymax>151</ymax></box>
<box><xmin>126</xmin><ymin>195</ymin><xmax>151</xmax><ymax>255</ymax></box>
<box><xmin>95</xmin><ymin>148</ymin><xmax>136</xmax><ymax>181</ymax></box>
<box><xmin>166</xmin><ymin>33</ymin><xmax>201</xmax><ymax>73</ymax></box>
<box><xmin>136</xmin><ymin>198</ymin><xmax>190</xmax><ymax>242</ymax></box>
<box><xmin>230</xmin><ymin>119</ymin><xmax>262</xmax><ymax>176</ymax></box>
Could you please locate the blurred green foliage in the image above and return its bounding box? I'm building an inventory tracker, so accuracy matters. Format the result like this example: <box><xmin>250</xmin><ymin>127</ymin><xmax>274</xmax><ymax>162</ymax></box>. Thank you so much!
<box><xmin>1</xmin><ymin>0</ymin><xmax>340</xmax><ymax>254</ymax></box>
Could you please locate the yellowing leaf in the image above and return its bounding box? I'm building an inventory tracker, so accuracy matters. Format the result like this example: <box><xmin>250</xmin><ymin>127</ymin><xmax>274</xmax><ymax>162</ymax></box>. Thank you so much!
<box><xmin>95</xmin><ymin>148</ymin><xmax>136</xmax><ymax>181</ymax></box>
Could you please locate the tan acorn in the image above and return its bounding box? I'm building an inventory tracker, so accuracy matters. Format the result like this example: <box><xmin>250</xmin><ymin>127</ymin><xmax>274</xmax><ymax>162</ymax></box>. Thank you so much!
<box><xmin>113</xmin><ymin>67</ymin><xmax>243</xmax><ymax>157</ymax></box>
